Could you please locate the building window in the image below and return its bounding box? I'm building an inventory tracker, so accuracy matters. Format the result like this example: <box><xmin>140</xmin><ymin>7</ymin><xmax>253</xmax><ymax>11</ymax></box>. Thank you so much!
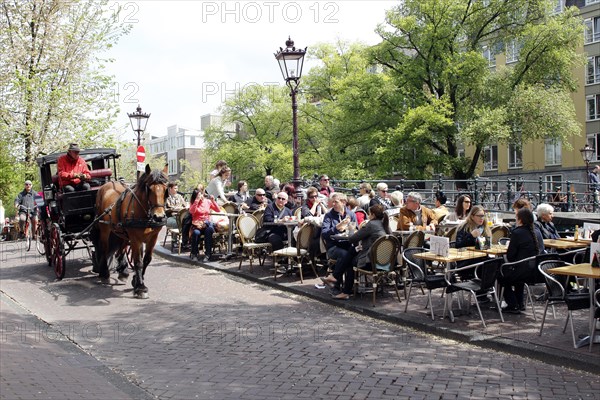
<box><xmin>506</xmin><ymin>39</ymin><xmax>521</xmax><ymax>63</ymax></box>
<box><xmin>552</xmin><ymin>0</ymin><xmax>563</xmax><ymax>14</ymax></box>
<box><xmin>508</xmin><ymin>142</ymin><xmax>522</xmax><ymax>169</ymax></box>
<box><xmin>482</xmin><ymin>46</ymin><xmax>496</xmax><ymax>67</ymax></box>
<box><xmin>168</xmin><ymin>159</ymin><xmax>176</xmax><ymax>175</ymax></box>
<box><xmin>587</xmin><ymin>134</ymin><xmax>600</xmax><ymax>162</ymax></box>
<box><xmin>587</xmin><ymin>56</ymin><xmax>600</xmax><ymax>85</ymax></box>
<box><xmin>545</xmin><ymin>139</ymin><xmax>562</xmax><ymax>166</ymax></box>
<box><xmin>483</xmin><ymin>144</ymin><xmax>498</xmax><ymax>171</ymax></box>
<box><xmin>585</xmin><ymin>0</ymin><xmax>600</xmax><ymax>5</ymax></box>
<box><xmin>587</xmin><ymin>94</ymin><xmax>600</xmax><ymax>120</ymax></box>
<box><xmin>585</xmin><ymin>17</ymin><xmax>600</xmax><ymax>44</ymax></box>
<box><xmin>544</xmin><ymin>175</ymin><xmax>563</xmax><ymax>194</ymax></box>
<box><xmin>190</xmin><ymin>136</ymin><xmax>195</xmax><ymax>146</ymax></box>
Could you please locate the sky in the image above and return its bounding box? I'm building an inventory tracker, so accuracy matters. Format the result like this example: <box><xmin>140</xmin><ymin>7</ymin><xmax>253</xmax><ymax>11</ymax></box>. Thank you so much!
<box><xmin>105</xmin><ymin>0</ymin><xmax>399</xmax><ymax>142</ymax></box>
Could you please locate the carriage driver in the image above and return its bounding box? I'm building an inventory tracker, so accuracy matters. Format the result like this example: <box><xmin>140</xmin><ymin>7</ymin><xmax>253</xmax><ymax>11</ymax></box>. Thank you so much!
<box><xmin>57</xmin><ymin>143</ymin><xmax>91</xmax><ymax>192</ymax></box>
<box><xmin>14</xmin><ymin>180</ymin><xmax>38</xmax><ymax>239</ymax></box>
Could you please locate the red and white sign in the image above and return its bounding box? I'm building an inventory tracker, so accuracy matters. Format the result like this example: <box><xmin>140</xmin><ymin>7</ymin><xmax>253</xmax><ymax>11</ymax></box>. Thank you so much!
<box><xmin>136</xmin><ymin>146</ymin><xmax>146</xmax><ymax>162</ymax></box>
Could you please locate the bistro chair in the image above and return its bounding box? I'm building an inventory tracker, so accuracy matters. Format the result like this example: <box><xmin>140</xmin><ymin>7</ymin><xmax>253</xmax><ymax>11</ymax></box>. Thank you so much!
<box><xmin>558</xmin><ymin>248</ymin><xmax>587</xmax><ymax>264</ymax></box>
<box><xmin>444</xmin><ymin>258</ymin><xmax>504</xmax><ymax>328</ymax></box>
<box><xmin>537</xmin><ymin>260</ymin><xmax>591</xmax><ymax>348</ymax></box>
<box><xmin>403</xmin><ymin>230</ymin><xmax>425</xmax><ymax>249</ymax></box>
<box><xmin>163</xmin><ymin>209</ymin><xmax>188</xmax><ymax>255</ymax></box>
<box><xmin>402</xmin><ymin>247</ymin><xmax>448</xmax><ymax>320</ymax></box>
<box><xmin>491</xmin><ymin>226</ymin><xmax>509</xmax><ymax>244</ymax></box>
<box><xmin>252</xmin><ymin>209</ymin><xmax>265</xmax><ymax>227</ymax></box>
<box><xmin>444</xmin><ymin>226</ymin><xmax>458</xmax><ymax>247</ymax></box>
<box><xmin>353</xmin><ymin>235</ymin><xmax>401</xmax><ymax>307</ymax></box>
<box><xmin>272</xmin><ymin>223</ymin><xmax>317</xmax><ymax>283</ymax></box>
<box><xmin>236</xmin><ymin>214</ymin><xmax>271</xmax><ymax>273</ymax></box>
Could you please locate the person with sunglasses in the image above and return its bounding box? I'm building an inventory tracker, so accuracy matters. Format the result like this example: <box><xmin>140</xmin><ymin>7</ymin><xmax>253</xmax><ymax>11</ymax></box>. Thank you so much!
<box><xmin>318</xmin><ymin>175</ymin><xmax>334</xmax><ymax>197</ymax></box>
<box><xmin>369</xmin><ymin>182</ymin><xmax>393</xmax><ymax>209</ymax></box>
<box><xmin>261</xmin><ymin>191</ymin><xmax>293</xmax><ymax>251</ymax></box>
<box><xmin>245</xmin><ymin>189</ymin><xmax>271</xmax><ymax>211</ymax></box>
<box><xmin>447</xmin><ymin>194</ymin><xmax>472</xmax><ymax>222</ymax></box>
<box><xmin>300</xmin><ymin>187</ymin><xmax>328</xmax><ymax>260</ymax></box>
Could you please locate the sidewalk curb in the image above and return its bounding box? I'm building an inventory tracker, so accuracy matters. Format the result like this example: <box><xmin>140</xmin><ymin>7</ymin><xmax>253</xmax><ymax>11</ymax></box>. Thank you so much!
<box><xmin>155</xmin><ymin>245</ymin><xmax>600</xmax><ymax>375</ymax></box>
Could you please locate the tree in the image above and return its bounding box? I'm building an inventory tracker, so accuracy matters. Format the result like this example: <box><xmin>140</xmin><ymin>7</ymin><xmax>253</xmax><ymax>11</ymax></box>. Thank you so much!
<box><xmin>0</xmin><ymin>0</ymin><xmax>131</xmax><ymax>172</ymax></box>
<box><xmin>371</xmin><ymin>0</ymin><xmax>584</xmax><ymax>179</ymax></box>
<box><xmin>206</xmin><ymin>85</ymin><xmax>297</xmax><ymax>188</ymax></box>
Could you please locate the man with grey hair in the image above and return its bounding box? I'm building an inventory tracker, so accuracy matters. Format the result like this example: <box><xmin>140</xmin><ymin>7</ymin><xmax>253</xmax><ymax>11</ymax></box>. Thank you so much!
<box><xmin>589</xmin><ymin>165</ymin><xmax>600</xmax><ymax>192</ymax></box>
<box><xmin>264</xmin><ymin>175</ymin><xmax>276</xmax><ymax>201</ymax></box>
<box><xmin>534</xmin><ymin>203</ymin><xmax>560</xmax><ymax>239</ymax></box>
<box><xmin>398</xmin><ymin>192</ymin><xmax>437</xmax><ymax>231</ymax></box>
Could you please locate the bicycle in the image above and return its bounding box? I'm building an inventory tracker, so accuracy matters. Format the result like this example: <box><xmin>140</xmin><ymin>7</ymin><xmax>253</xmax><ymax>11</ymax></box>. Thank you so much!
<box><xmin>17</xmin><ymin>206</ymin><xmax>34</xmax><ymax>251</ymax></box>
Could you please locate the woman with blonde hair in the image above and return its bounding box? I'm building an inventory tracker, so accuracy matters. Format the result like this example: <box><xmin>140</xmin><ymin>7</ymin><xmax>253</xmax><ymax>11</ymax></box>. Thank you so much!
<box><xmin>455</xmin><ymin>205</ymin><xmax>492</xmax><ymax>248</ymax></box>
<box><xmin>357</xmin><ymin>182</ymin><xmax>374</xmax><ymax>210</ymax></box>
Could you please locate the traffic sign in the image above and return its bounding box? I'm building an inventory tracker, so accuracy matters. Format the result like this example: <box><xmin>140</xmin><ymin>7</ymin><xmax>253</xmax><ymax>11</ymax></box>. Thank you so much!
<box><xmin>136</xmin><ymin>146</ymin><xmax>146</xmax><ymax>162</ymax></box>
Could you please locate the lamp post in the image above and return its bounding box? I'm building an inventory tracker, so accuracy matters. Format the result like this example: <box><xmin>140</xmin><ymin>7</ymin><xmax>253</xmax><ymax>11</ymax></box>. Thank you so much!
<box><xmin>275</xmin><ymin>37</ymin><xmax>306</xmax><ymax>201</ymax></box>
<box><xmin>579</xmin><ymin>143</ymin><xmax>595</xmax><ymax>185</ymax></box>
<box><xmin>128</xmin><ymin>104</ymin><xmax>150</xmax><ymax>178</ymax></box>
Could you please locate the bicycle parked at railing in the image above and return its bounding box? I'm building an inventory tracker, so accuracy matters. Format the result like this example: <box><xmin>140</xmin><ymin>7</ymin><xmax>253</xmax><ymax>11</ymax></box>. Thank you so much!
<box><xmin>571</xmin><ymin>191</ymin><xmax>599</xmax><ymax>213</ymax></box>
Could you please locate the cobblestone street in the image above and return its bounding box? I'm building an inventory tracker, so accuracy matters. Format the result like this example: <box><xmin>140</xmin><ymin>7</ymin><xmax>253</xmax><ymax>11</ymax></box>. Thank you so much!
<box><xmin>1</xmin><ymin>242</ymin><xmax>599</xmax><ymax>399</ymax></box>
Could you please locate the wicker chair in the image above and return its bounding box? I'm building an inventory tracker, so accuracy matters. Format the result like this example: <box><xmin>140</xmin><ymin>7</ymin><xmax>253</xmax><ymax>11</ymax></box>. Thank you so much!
<box><xmin>272</xmin><ymin>224</ymin><xmax>317</xmax><ymax>283</ymax></box>
<box><xmin>236</xmin><ymin>214</ymin><xmax>272</xmax><ymax>273</ymax></box>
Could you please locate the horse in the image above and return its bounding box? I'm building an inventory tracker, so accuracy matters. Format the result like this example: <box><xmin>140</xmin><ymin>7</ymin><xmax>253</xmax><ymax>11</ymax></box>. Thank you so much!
<box><xmin>92</xmin><ymin>164</ymin><xmax>168</xmax><ymax>298</ymax></box>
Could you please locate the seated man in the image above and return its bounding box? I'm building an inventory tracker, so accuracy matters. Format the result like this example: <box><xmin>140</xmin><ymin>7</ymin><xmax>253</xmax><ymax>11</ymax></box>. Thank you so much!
<box><xmin>245</xmin><ymin>189</ymin><xmax>271</xmax><ymax>211</ymax></box>
<box><xmin>398</xmin><ymin>192</ymin><xmax>437</xmax><ymax>231</ymax></box>
<box><xmin>14</xmin><ymin>180</ymin><xmax>38</xmax><ymax>238</ymax></box>
<box><xmin>57</xmin><ymin>143</ymin><xmax>91</xmax><ymax>192</ymax></box>
<box><xmin>259</xmin><ymin>191</ymin><xmax>293</xmax><ymax>251</ymax></box>
<box><xmin>165</xmin><ymin>182</ymin><xmax>188</xmax><ymax>229</ymax></box>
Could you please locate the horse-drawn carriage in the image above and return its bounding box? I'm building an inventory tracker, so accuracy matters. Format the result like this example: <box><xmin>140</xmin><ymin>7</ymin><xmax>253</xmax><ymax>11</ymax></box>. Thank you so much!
<box><xmin>36</xmin><ymin>148</ymin><xmax>120</xmax><ymax>279</ymax></box>
<box><xmin>36</xmin><ymin>148</ymin><xmax>168</xmax><ymax>298</ymax></box>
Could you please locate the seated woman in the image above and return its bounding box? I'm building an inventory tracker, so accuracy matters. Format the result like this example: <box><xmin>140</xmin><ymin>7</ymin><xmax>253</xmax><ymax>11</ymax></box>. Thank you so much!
<box><xmin>500</xmin><ymin>207</ymin><xmax>545</xmax><ymax>314</ymax></box>
<box><xmin>349</xmin><ymin>204</ymin><xmax>390</xmax><ymax>271</ymax></box>
<box><xmin>300</xmin><ymin>187</ymin><xmax>328</xmax><ymax>260</ymax></box>
<box><xmin>454</xmin><ymin>205</ymin><xmax>491</xmax><ymax>280</ymax></box>
<box><xmin>232</xmin><ymin>180</ymin><xmax>250</xmax><ymax>211</ymax></box>
<box><xmin>534</xmin><ymin>203</ymin><xmax>560</xmax><ymax>239</ymax></box>
<box><xmin>447</xmin><ymin>194</ymin><xmax>471</xmax><ymax>222</ymax></box>
<box><xmin>189</xmin><ymin>184</ymin><xmax>221</xmax><ymax>262</ymax></box>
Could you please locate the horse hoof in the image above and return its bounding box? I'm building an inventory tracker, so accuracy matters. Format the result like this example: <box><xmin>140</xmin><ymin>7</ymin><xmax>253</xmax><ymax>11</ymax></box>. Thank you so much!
<box><xmin>99</xmin><ymin>277</ymin><xmax>111</xmax><ymax>284</ymax></box>
<box><xmin>134</xmin><ymin>291</ymin><xmax>149</xmax><ymax>299</ymax></box>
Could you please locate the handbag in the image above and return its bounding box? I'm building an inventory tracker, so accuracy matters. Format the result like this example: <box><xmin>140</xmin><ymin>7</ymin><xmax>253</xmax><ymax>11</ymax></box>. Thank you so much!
<box><xmin>255</xmin><ymin>227</ymin><xmax>271</xmax><ymax>243</ymax></box>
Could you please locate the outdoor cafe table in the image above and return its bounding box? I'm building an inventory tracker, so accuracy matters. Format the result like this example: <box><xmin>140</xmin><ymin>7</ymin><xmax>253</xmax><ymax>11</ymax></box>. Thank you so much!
<box><xmin>543</xmin><ymin>239</ymin><xmax>590</xmax><ymax>251</ymax></box>
<box><xmin>547</xmin><ymin>263</ymin><xmax>600</xmax><ymax>349</ymax></box>
<box><xmin>263</xmin><ymin>219</ymin><xmax>299</xmax><ymax>246</ymax></box>
<box><xmin>413</xmin><ymin>248</ymin><xmax>489</xmax><ymax>322</ymax></box>
<box><xmin>465</xmin><ymin>244</ymin><xmax>508</xmax><ymax>257</ymax></box>
<box><xmin>211</xmin><ymin>212</ymin><xmax>241</xmax><ymax>259</ymax></box>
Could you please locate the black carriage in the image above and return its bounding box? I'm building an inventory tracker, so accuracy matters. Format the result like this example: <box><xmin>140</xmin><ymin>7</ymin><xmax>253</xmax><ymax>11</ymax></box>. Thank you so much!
<box><xmin>36</xmin><ymin>149</ymin><xmax>120</xmax><ymax>279</ymax></box>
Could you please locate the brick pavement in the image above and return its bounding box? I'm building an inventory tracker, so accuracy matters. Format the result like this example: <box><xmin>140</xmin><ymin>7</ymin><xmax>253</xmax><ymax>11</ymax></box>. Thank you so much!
<box><xmin>1</xmin><ymin>239</ymin><xmax>599</xmax><ymax>399</ymax></box>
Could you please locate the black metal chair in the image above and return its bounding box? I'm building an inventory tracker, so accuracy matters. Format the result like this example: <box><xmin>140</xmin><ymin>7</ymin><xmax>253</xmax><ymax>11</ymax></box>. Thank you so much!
<box><xmin>590</xmin><ymin>289</ymin><xmax>600</xmax><ymax>352</ymax></box>
<box><xmin>402</xmin><ymin>247</ymin><xmax>448</xmax><ymax>320</ymax></box>
<box><xmin>537</xmin><ymin>260</ymin><xmax>591</xmax><ymax>348</ymax></box>
<box><xmin>444</xmin><ymin>258</ymin><xmax>504</xmax><ymax>328</ymax></box>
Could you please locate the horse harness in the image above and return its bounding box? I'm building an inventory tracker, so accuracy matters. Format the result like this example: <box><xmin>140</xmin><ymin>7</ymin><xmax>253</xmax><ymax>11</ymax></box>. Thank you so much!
<box><xmin>98</xmin><ymin>181</ymin><xmax>166</xmax><ymax>240</ymax></box>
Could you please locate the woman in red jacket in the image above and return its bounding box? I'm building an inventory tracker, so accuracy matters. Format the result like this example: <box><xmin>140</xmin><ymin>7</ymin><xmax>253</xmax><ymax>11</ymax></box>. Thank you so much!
<box><xmin>189</xmin><ymin>184</ymin><xmax>221</xmax><ymax>262</ymax></box>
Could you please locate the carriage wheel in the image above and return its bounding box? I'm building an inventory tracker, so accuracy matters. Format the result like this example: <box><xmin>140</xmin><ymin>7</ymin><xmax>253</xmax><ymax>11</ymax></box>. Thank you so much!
<box><xmin>35</xmin><ymin>220</ymin><xmax>47</xmax><ymax>256</ymax></box>
<box><xmin>50</xmin><ymin>223</ymin><xmax>66</xmax><ymax>280</ymax></box>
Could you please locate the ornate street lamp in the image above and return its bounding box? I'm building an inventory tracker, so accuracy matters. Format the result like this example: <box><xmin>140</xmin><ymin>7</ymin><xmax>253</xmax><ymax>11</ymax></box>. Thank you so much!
<box><xmin>275</xmin><ymin>37</ymin><xmax>306</xmax><ymax>200</ymax></box>
<box><xmin>580</xmin><ymin>143</ymin><xmax>595</xmax><ymax>184</ymax></box>
<box><xmin>128</xmin><ymin>104</ymin><xmax>150</xmax><ymax>178</ymax></box>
